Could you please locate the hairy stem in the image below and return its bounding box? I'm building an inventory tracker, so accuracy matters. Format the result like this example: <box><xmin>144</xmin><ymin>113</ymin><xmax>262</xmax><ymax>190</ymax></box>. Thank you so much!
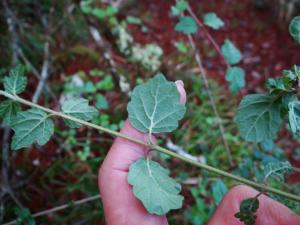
<box><xmin>0</xmin><ymin>90</ymin><xmax>300</xmax><ymax>202</ymax></box>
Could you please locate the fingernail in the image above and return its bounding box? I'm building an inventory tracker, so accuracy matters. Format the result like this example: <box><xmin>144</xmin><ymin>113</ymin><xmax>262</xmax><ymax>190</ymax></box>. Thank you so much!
<box><xmin>175</xmin><ymin>80</ymin><xmax>184</xmax><ymax>87</ymax></box>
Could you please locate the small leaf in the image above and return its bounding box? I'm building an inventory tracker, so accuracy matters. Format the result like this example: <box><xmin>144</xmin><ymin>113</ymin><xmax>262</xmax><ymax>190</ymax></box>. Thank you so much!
<box><xmin>289</xmin><ymin>16</ymin><xmax>300</xmax><ymax>44</ymax></box>
<box><xmin>235</xmin><ymin>197</ymin><xmax>259</xmax><ymax>225</ymax></box>
<box><xmin>235</xmin><ymin>94</ymin><xmax>282</xmax><ymax>142</ymax></box>
<box><xmin>128</xmin><ymin>158</ymin><xmax>184</xmax><ymax>215</ymax></box>
<box><xmin>203</xmin><ymin>12</ymin><xmax>224</xmax><ymax>30</ymax></box>
<box><xmin>175</xmin><ymin>16</ymin><xmax>198</xmax><ymax>34</ymax></box>
<box><xmin>61</xmin><ymin>98</ymin><xmax>99</xmax><ymax>128</ymax></box>
<box><xmin>0</xmin><ymin>100</ymin><xmax>21</xmax><ymax>125</ymax></box>
<box><xmin>171</xmin><ymin>0</ymin><xmax>188</xmax><ymax>16</ymax></box>
<box><xmin>288</xmin><ymin>100</ymin><xmax>300</xmax><ymax>134</ymax></box>
<box><xmin>211</xmin><ymin>180</ymin><xmax>228</xmax><ymax>205</ymax></box>
<box><xmin>95</xmin><ymin>94</ymin><xmax>109</xmax><ymax>110</ymax></box>
<box><xmin>263</xmin><ymin>161</ymin><xmax>292</xmax><ymax>183</ymax></box>
<box><xmin>127</xmin><ymin>73</ymin><xmax>186</xmax><ymax>134</ymax></box>
<box><xmin>11</xmin><ymin>109</ymin><xmax>54</xmax><ymax>150</ymax></box>
<box><xmin>225</xmin><ymin>67</ymin><xmax>245</xmax><ymax>94</ymax></box>
<box><xmin>221</xmin><ymin>39</ymin><xmax>242</xmax><ymax>65</ymax></box>
<box><xmin>4</xmin><ymin>65</ymin><xmax>27</xmax><ymax>95</ymax></box>
<box><xmin>126</xmin><ymin>16</ymin><xmax>142</xmax><ymax>24</ymax></box>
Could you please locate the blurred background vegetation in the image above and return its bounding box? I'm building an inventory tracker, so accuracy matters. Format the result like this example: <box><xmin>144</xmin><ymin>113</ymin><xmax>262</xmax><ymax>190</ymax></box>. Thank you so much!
<box><xmin>1</xmin><ymin>0</ymin><xmax>300</xmax><ymax>224</ymax></box>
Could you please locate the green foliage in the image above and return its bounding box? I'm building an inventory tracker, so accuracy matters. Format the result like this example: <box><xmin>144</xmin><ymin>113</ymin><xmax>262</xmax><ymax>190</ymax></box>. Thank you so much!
<box><xmin>175</xmin><ymin>41</ymin><xmax>189</xmax><ymax>53</ymax></box>
<box><xmin>11</xmin><ymin>109</ymin><xmax>54</xmax><ymax>150</ymax></box>
<box><xmin>128</xmin><ymin>158</ymin><xmax>183</xmax><ymax>215</ymax></box>
<box><xmin>263</xmin><ymin>161</ymin><xmax>292</xmax><ymax>183</ymax></box>
<box><xmin>0</xmin><ymin>100</ymin><xmax>21</xmax><ymax>125</ymax></box>
<box><xmin>95</xmin><ymin>94</ymin><xmax>109</xmax><ymax>110</ymax></box>
<box><xmin>127</xmin><ymin>73</ymin><xmax>186</xmax><ymax>134</ymax></box>
<box><xmin>203</xmin><ymin>12</ymin><xmax>224</xmax><ymax>30</ymax></box>
<box><xmin>126</xmin><ymin>16</ymin><xmax>142</xmax><ymax>24</ymax></box>
<box><xmin>235</xmin><ymin>94</ymin><xmax>282</xmax><ymax>142</ymax></box>
<box><xmin>288</xmin><ymin>100</ymin><xmax>300</xmax><ymax>134</ymax></box>
<box><xmin>211</xmin><ymin>179</ymin><xmax>228</xmax><ymax>204</ymax></box>
<box><xmin>289</xmin><ymin>16</ymin><xmax>300</xmax><ymax>44</ymax></box>
<box><xmin>175</xmin><ymin>16</ymin><xmax>198</xmax><ymax>34</ymax></box>
<box><xmin>235</xmin><ymin>197</ymin><xmax>259</xmax><ymax>225</ymax></box>
<box><xmin>61</xmin><ymin>98</ymin><xmax>99</xmax><ymax>128</ymax></box>
<box><xmin>14</xmin><ymin>208</ymin><xmax>35</xmax><ymax>225</ymax></box>
<box><xmin>171</xmin><ymin>0</ymin><xmax>188</xmax><ymax>16</ymax></box>
<box><xmin>221</xmin><ymin>39</ymin><xmax>242</xmax><ymax>65</ymax></box>
<box><xmin>225</xmin><ymin>66</ymin><xmax>245</xmax><ymax>94</ymax></box>
<box><xmin>4</xmin><ymin>65</ymin><xmax>27</xmax><ymax>95</ymax></box>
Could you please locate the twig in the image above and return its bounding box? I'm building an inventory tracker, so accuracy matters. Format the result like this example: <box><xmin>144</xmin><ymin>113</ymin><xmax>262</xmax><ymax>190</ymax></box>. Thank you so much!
<box><xmin>187</xmin><ymin>6</ymin><xmax>230</xmax><ymax>68</ymax></box>
<box><xmin>32</xmin><ymin>42</ymin><xmax>51</xmax><ymax>103</ymax></box>
<box><xmin>1</xmin><ymin>90</ymin><xmax>300</xmax><ymax>203</ymax></box>
<box><xmin>87</xmin><ymin>23</ymin><xmax>131</xmax><ymax>95</ymax></box>
<box><xmin>187</xmin><ymin>35</ymin><xmax>234</xmax><ymax>166</ymax></box>
<box><xmin>2</xmin><ymin>195</ymin><xmax>101</xmax><ymax>225</ymax></box>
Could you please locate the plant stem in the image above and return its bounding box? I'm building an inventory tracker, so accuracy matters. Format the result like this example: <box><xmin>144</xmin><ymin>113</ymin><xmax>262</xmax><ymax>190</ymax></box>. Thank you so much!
<box><xmin>1</xmin><ymin>90</ymin><xmax>300</xmax><ymax>202</ymax></box>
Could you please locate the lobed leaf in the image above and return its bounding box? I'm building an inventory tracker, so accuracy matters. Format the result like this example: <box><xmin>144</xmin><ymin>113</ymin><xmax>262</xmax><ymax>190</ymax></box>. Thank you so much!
<box><xmin>127</xmin><ymin>73</ymin><xmax>186</xmax><ymax>134</ymax></box>
<box><xmin>263</xmin><ymin>161</ymin><xmax>292</xmax><ymax>183</ymax></box>
<box><xmin>203</xmin><ymin>12</ymin><xmax>224</xmax><ymax>30</ymax></box>
<box><xmin>225</xmin><ymin>66</ymin><xmax>245</xmax><ymax>94</ymax></box>
<box><xmin>288</xmin><ymin>100</ymin><xmax>300</xmax><ymax>134</ymax></box>
<box><xmin>175</xmin><ymin>16</ymin><xmax>198</xmax><ymax>34</ymax></box>
<box><xmin>235</xmin><ymin>197</ymin><xmax>259</xmax><ymax>225</ymax></box>
<box><xmin>171</xmin><ymin>0</ymin><xmax>188</xmax><ymax>16</ymax></box>
<box><xmin>289</xmin><ymin>16</ymin><xmax>300</xmax><ymax>44</ymax></box>
<box><xmin>0</xmin><ymin>100</ymin><xmax>21</xmax><ymax>125</ymax></box>
<box><xmin>61</xmin><ymin>98</ymin><xmax>99</xmax><ymax>128</ymax></box>
<box><xmin>235</xmin><ymin>94</ymin><xmax>282</xmax><ymax>142</ymax></box>
<box><xmin>221</xmin><ymin>39</ymin><xmax>242</xmax><ymax>65</ymax></box>
<box><xmin>11</xmin><ymin>109</ymin><xmax>54</xmax><ymax>150</ymax></box>
<box><xmin>4</xmin><ymin>65</ymin><xmax>27</xmax><ymax>95</ymax></box>
<box><xmin>128</xmin><ymin>158</ymin><xmax>184</xmax><ymax>215</ymax></box>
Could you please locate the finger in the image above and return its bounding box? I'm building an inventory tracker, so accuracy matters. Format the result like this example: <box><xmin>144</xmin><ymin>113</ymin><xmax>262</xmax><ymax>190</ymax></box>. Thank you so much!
<box><xmin>208</xmin><ymin>185</ymin><xmax>300</xmax><ymax>225</ymax></box>
<box><xmin>98</xmin><ymin>81</ymin><xmax>186</xmax><ymax>225</ymax></box>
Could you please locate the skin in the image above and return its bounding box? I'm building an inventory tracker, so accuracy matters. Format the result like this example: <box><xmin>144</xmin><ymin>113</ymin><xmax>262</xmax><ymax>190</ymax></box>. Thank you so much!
<box><xmin>98</xmin><ymin>81</ymin><xmax>300</xmax><ymax>225</ymax></box>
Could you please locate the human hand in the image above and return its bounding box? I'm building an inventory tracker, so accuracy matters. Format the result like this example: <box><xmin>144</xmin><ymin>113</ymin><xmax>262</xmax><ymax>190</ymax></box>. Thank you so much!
<box><xmin>98</xmin><ymin>80</ymin><xmax>300</xmax><ymax>225</ymax></box>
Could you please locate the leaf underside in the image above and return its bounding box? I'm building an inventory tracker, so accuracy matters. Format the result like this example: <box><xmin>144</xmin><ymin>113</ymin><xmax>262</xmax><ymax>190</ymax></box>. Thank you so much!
<box><xmin>61</xmin><ymin>98</ymin><xmax>99</xmax><ymax>128</ymax></box>
<box><xmin>288</xmin><ymin>100</ymin><xmax>300</xmax><ymax>134</ymax></box>
<box><xmin>4</xmin><ymin>65</ymin><xmax>27</xmax><ymax>95</ymax></box>
<box><xmin>263</xmin><ymin>161</ymin><xmax>292</xmax><ymax>183</ymax></box>
<box><xmin>235</xmin><ymin>94</ymin><xmax>282</xmax><ymax>143</ymax></box>
<box><xmin>203</xmin><ymin>12</ymin><xmax>224</xmax><ymax>30</ymax></box>
<box><xmin>128</xmin><ymin>158</ymin><xmax>184</xmax><ymax>215</ymax></box>
<box><xmin>127</xmin><ymin>73</ymin><xmax>186</xmax><ymax>134</ymax></box>
<box><xmin>0</xmin><ymin>100</ymin><xmax>21</xmax><ymax>125</ymax></box>
<box><xmin>11</xmin><ymin>109</ymin><xmax>54</xmax><ymax>150</ymax></box>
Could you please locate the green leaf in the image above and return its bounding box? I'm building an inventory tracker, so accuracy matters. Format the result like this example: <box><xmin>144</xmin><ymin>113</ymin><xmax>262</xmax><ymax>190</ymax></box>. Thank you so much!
<box><xmin>171</xmin><ymin>0</ymin><xmax>188</xmax><ymax>16</ymax></box>
<box><xmin>263</xmin><ymin>161</ymin><xmax>292</xmax><ymax>182</ymax></box>
<box><xmin>11</xmin><ymin>109</ymin><xmax>54</xmax><ymax>150</ymax></box>
<box><xmin>128</xmin><ymin>158</ymin><xmax>184</xmax><ymax>215</ymax></box>
<box><xmin>288</xmin><ymin>100</ymin><xmax>300</xmax><ymax>134</ymax></box>
<box><xmin>235</xmin><ymin>94</ymin><xmax>282</xmax><ymax>142</ymax></box>
<box><xmin>126</xmin><ymin>16</ymin><xmax>142</xmax><ymax>24</ymax></box>
<box><xmin>175</xmin><ymin>16</ymin><xmax>198</xmax><ymax>34</ymax></box>
<box><xmin>225</xmin><ymin>67</ymin><xmax>245</xmax><ymax>94</ymax></box>
<box><xmin>61</xmin><ymin>98</ymin><xmax>99</xmax><ymax>128</ymax></box>
<box><xmin>289</xmin><ymin>16</ymin><xmax>300</xmax><ymax>44</ymax></box>
<box><xmin>4</xmin><ymin>65</ymin><xmax>27</xmax><ymax>95</ymax></box>
<box><xmin>175</xmin><ymin>41</ymin><xmax>189</xmax><ymax>53</ymax></box>
<box><xmin>0</xmin><ymin>100</ymin><xmax>21</xmax><ymax>125</ymax></box>
<box><xmin>95</xmin><ymin>94</ymin><xmax>109</xmax><ymax>110</ymax></box>
<box><xmin>221</xmin><ymin>39</ymin><xmax>242</xmax><ymax>65</ymax></box>
<box><xmin>203</xmin><ymin>12</ymin><xmax>224</xmax><ymax>30</ymax></box>
<box><xmin>211</xmin><ymin>180</ymin><xmax>228</xmax><ymax>205</ymax></box>
<box><xmin>235</xmin><ymin>197</ymin><xmax>259</xmax><ymax>225</ymax></box>
<box><xmin>127</xmin><ymin>73</ymin><xmax>186</xmax><ymax>134</ymax></box>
